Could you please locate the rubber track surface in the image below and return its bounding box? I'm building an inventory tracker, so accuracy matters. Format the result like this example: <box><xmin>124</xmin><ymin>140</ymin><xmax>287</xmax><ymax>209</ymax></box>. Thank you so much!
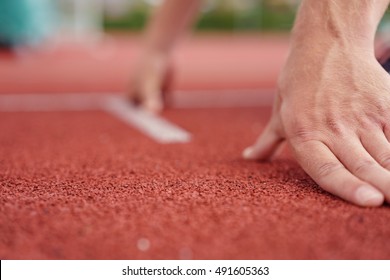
<box><xmin>0</xmin><ymin>35</ymin><xmax>389</xmax><ymax>259</ymax></box>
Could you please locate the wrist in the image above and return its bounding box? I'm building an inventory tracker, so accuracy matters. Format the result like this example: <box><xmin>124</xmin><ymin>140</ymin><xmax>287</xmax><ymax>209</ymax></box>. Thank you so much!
<box><xmin>291</xmin><ymin>0</ymin><xmax>386</xmax><ymax>52</ymax></box>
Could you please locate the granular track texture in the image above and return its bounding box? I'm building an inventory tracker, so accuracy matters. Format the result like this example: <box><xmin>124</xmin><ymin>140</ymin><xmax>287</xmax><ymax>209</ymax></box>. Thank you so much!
<box><xmin>1</xmin><ymin>35</ymin><xmax>389</xmax><ymax>260</ymax></box>
<box><xmin>1</xmin><ymin>108</ymin><xmax>389</xmax><ymax>259</ymax></box>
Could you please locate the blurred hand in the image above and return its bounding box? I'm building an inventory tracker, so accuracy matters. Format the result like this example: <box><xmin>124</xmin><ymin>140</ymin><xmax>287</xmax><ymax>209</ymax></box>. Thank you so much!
<box><xmin>244</xmin><ymin>45</ymin><xmax>390</xmax><ymax>207</ymax></box>
<box><xmin>127</xmin><ymin>0</ymin><xmax>200</xmax><ymax>113</ymax></box>
<box><xmin>128</xmin><ymin>52</ymin><xmax>171</xmax><ymax>113</ymax></box>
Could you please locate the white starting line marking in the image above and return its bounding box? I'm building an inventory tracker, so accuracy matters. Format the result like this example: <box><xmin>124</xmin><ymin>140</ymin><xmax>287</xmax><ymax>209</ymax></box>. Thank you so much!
<box><xmin>0</xmin><ymin>93</ymin><xmax>192</xmax><ymax>144</ymax></box>
<box><xmin>103</xmin><ymin>96</ymin><xmax>191</xmax><ymax>144</ymax></box>
<box><xmin>0</xmin><ymin>89</ymin><xmax>275</xmax><ymax>143</ymax></box>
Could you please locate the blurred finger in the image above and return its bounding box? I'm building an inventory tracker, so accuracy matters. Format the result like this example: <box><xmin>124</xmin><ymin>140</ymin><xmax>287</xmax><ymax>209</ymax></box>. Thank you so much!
<box><xmin>142</xmin><ymin>91</ymin><xmax>164</xmax><ymax>113</ymax></box>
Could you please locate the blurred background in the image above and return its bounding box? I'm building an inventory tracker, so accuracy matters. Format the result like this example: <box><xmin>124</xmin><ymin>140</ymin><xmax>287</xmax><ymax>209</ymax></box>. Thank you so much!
<box><xmin>1</xmin><ymin>0</ymin><xmax>390</xmax><ymax>94</ymax></box>
<box><xmin>3</xmin><ymin>0</ymin><xmax>390</xmax><ymax>51</ymax></box>
<box><xmin>103</xmin><ymin>0</ymin><xmax>299</xmax><ymax>32</ymax></box>
<box><xmin>0</xmin><ymin>0</ymin><xmax>301</xmax><ymax>48</ymax></box>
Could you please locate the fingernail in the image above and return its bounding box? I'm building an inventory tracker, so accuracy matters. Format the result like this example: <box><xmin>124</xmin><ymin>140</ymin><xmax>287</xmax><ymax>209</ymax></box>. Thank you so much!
<box><xmin>356</xmin><ymin>186</ymin><xmax>384</xmax><ymax>206</ymax></box>
<box><xmin>242</xmin><ymin>147</ymin><xmax>254</xmax><ymax>159</ymax></box>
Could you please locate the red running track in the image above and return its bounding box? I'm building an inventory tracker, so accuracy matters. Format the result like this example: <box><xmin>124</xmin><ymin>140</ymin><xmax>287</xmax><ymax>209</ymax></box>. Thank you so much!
<box><xmin>0</xmin><ymin>34</ymin><xmax>287</xmax><ymax>93</ymax></box>
<box><xmin>0</xmin><ymin>34</ymin><xmax>390</xmax><ymax>260</ymax></box>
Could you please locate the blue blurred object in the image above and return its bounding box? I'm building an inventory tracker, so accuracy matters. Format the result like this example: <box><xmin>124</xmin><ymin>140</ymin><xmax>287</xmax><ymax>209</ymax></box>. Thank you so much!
<box><xmin>0</xmin><ymin>0</ymin><xmax>55</xmax><ymax>48</ymax></box>
<box><xmin>379</xmin><ymin>46</ymin><xmax>390</xmax><ymax>73</ymax></box>
<box><xmin>382</xmin><ymin>58</ymin><xmax>390</xmax><ymax>73</ymax></box>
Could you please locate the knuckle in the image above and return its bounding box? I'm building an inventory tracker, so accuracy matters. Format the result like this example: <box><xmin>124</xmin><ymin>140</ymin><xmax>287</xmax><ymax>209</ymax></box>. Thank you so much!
<box><xmin>323</xmin><ymin>115</ymin><xmax>345</xmax><ymax>136</ymax></box>
<box><xmin>378</xmin><ymin>152</ymin><xmax>390</xmax><ymax>168</ymax></box>
<box><xmin>290</xmin><ymin>125</ymin><xmax>318</xmax><ymax>144</ymax></box>
<box><xmin>358</xmin><ymin>110</ymin><xmax>386</xmax><ymax>130</ymax></box>
<box><xmin>353</xmin><ymin>160</ymin><xmax>376</xmax><ymax>174</ymax></box>
<box><xmin>359</xmin><ymin>118</ymin><xmax>381</xmax><ymax>131</ymax></box>
<box><xmin>295</xmin><ymin>129</ymin><xmax>314</xmax><ymax>142</ymax></box>
<box><xmin>289</xmin><ymin>117</ymin><xmax>346</xmax><ymax>145</ymax></box>
<box><xmin>317</xmin><ymin>162</ymin><xmax>344</xmax><ymax>178</ymax></box>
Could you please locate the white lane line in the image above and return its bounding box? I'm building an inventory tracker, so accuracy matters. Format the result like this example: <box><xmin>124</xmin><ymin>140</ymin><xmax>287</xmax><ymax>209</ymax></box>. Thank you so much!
<box><xmin>0</xmin><ymin>94</ymin><xmax>104</xmax><ymax>112</ymax></box>
<box><xmin>102</xmin><ymin>96</ymin><xmax>191</xmax><ymax>144</ymax></box>
<box><xmin>0</xmin><ymin>93</ymin><xmax>192</xmax><ymax>144</ymax></box>
<box><xmin>0</xmin><ymin>89</ymin><xmax>274</xmax><ymax>143</ymax></box>
<box><xmin>0</xmin><ymin>88</ymin><xmax>275</xmax><ymax>110</ymax></box>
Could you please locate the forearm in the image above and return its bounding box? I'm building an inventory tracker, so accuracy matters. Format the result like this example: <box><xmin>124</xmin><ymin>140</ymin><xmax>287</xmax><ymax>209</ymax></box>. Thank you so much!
<box><xmin>143</xmin><ymin>0</ymin><xmax>201</xmax><ymax>54</ymax></box>
<box><xmin>279</xmin><ymin>0</ymin><xmax>390</xmax><ymax>91</ymax></box>
<box><xmin>292</xmin><ymin>0</ymin><xmax>390</xmax><ymax>51</ymax></box>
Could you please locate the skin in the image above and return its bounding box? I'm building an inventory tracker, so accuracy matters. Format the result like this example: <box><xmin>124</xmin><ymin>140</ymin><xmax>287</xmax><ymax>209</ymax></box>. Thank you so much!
<box><xmin>244</xmin><ymin>0</ymin><xmax>390</xmax><ymax>207</ymax></box>
<box><xmin>131</xmin><ymin>0</ymin><xmax>390</xmax><ymax>207</ymax></box>
<box><xmin>128</xmin><ymin>0</ymin><xmax>201</xmax><ymax>113</ymax></box>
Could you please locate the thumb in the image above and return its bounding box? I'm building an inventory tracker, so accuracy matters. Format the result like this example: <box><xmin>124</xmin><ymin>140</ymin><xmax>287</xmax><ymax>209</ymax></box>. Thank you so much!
<box><xmin>243</xmin><ymin>115</ymin><xmax>285</xmax><ymax>161</ymax></box>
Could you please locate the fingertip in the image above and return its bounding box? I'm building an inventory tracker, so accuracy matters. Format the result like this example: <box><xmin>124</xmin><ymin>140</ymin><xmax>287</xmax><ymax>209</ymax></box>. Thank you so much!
<box><xmin>355</xmin><ymin>185</ymin><xmax>385</xmax><ymax>207</ymax></box>
<box><xmin>242</xmin><ymin>146</ymin><xmax>255</xmax><ymax>160</ymax></box>
<box><xmin>142</xmin><ymin>94</ymin><xmax>164</xmax><ymax>114</ymax></box>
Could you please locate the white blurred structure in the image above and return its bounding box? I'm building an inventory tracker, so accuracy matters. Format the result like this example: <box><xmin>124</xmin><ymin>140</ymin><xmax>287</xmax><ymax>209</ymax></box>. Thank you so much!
<box><xmin>52</xmin><ymin>0</ymin><xmax>302</xmax><ymax>43</ymax></box>
<box><xmin>56</xmin><ymin>0</ymin><xmax>105</xmax><ymax>42</ymax></box>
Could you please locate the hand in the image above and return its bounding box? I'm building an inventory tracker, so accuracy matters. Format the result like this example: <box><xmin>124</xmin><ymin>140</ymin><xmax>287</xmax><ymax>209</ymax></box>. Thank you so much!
<box><xmin>128</xmin><ymin>52</ymin><xmax>171</xmax><ymax>113</ymax></box>
<box><xmin>127</xmin><ymin>0</ymin><xmax>200</xmax><ymax>113</ymax></box>
<box><xmin>244</xmin><ymin>45</ymin><xmax>390</xmax><ymax>207</ymax></box>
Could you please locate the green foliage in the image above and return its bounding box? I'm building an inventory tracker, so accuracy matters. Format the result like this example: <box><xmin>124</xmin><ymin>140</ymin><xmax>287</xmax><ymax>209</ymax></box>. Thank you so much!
<box><xmin>195</xmin><ymin>9</ymin><xmax>236</xmax><ymax>31</ymax></box>
<box><xmin>103</xmin><ymin>9</ymin><xmax>149</xmax><ymax>30</ymax></box>
<box><xmin>103</xmin><ymin>2</ymin><xmax>297</xmax><ymax>32</ymax></box>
